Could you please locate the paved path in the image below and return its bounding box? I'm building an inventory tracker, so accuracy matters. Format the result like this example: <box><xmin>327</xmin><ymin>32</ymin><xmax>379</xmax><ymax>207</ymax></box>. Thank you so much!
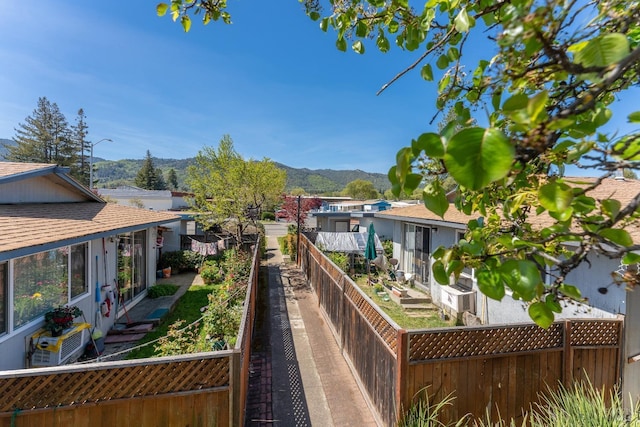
<box><xmin>245</xmin><ymin>224</ymin><xmax>378</xmax><ymax>426</ymax></box>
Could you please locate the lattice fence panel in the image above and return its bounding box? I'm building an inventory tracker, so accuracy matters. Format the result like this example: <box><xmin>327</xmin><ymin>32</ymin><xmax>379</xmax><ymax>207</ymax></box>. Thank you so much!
<box><xmin>409</xmin><ymin>323</ymin><xmax>564</xmax><ymax>361</ymax></box>
<box><xmin>0</xmin><ymin>356</ymin><xmax>230</xmax><ymax>412</ymax></box>
<box><xmin>344</xmin><ymin>279</ymin><xmax>398</xmax><ymax>352</ymax></box>
<box><xmin>571</xmin><ymin>319</ymin><xmax>621</xmax><ymax>346</ymax></box>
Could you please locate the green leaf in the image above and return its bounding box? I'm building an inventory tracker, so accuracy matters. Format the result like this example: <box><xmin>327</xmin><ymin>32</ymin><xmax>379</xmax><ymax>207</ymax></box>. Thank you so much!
<box><xmin>309</xmin><ymin>11</ymin><xmax>320</xmax><ymax>21</ymax></box>
<box><xmin>181</xmin><ymin>15</ymin><xmax>192</xmax><ymax>32</ymax></box>
<box><xmin>599</xmin><ymin>228</ymin><xmax>633</xmax><ymax>247</ymax></box>
<box><xmin>404</xmin><ymin>173</ymin><xmax>423</xmax><ymax>195</ymax></box>
<box><xmin>432</xmin><ymin>260</ymin><xmax>449</xmax><ymax>285</ymax></box>
<box><xmin>420</xmin><ymin>64</ymin><xmax>434</xmax><ymax>81</ymax></box>
<box><xmin>545</xmin><ymin>295</ymin><xmax>563</xmax><ymax>314</ymax></box>
<box><xmin>444</xmin><ymin>127</ymin><xmax>514</xmax><ymax>190</ymax></box>
<box><xmin>500</xmin><ymin>260</ymin><xmax>542</xmax><ymax>301</ymax></box>
<box><xmin>447</xmin><ymin>47</ymin><xmax>460</xmax><ymax>61</ymax></box>
<box><xmin>491</xmin><ymin>90</ymin><xmax>502</xmax><ymax>112</ymax></box>
<box><xmin>538</xmin><ymin>181</ymin><xmax>573</xmax><ymax>212</ymax></box>
<box><xmin>336</xmin><ymin>37</ymin><xmax>347</xmax><ymax>52</ymax></box>
<box><xmin>629</xmin><ymin>111</ymin><xmax>640</xmax><ymax>123</ymax></box>
<box><xmin>413</xmin><ymin>132</ymin><xmax>444</xmax><ymax>158</ymax></box>
<box><xmin>320</xmin><ymin>18</ymin><xmax>329</xmax><ymax>32</ymax></box>
<box><xmin>454</xmin><ymin>8</ymin><xmax>470</xmax><ymax>33</ymax></box>
<box><xmin>388</xmin><ymin>165</ymin><xmax>399</xmax><ymax>184</ymax></box>
<box><xmin>527</xmin><ymin>91</ymin><xmax>548</xmax><ymax>123</ymax></box>
<box><xmin>559</xmin><ymin>284</ymin><xmax>582</xmax><ymax>300</ymax></box>
<box><xmin>352</xmin><ymin>40</ymin><xmax>365</xmax><ymax>54</ymax></box>
<box><xmin>623</xmin><ymin>252</ymin><xmax>640</xmax><ymax>265</ymax></box>
<box><xmin>395</xmin><ymin>147</ymin><xmax>414</xmax><ymax>179</ymax></box>
<box><xmin>572</xmin><ymin>33</ymin><xmax>630</xmax><ymax>68</ymax></box>
<box><xmin>436</xmin><ymin>55</ymin><xmax>450</xmax><ymax>70</ymax></box>
<box><xmin>601</xmin><ymin>199</ymin><xmax>621</xmax><ymax>220</ymax></box>
<box><xmin>477</xmin><ymin>269</ymin><xmax>506</xmax><ymax>301</ymax></box>
<box><xmin>423</xmin><ymin>183</ymin><xmax>449</xmax><ymax>218</ymax></box>
<box><xmin>356</xmin><ymin>21</ymin><xmax>368</xmax><ymax>37</ymax></box>
<box><xmin>528</xmin><ymin>302</ymin><xmax>554</xmax><ymax>329</ymax></box>
<box><xmin>502</xmin><ymin>93</ymin><xmax>529</xmax><ymax>111</ymax></box>
<box><xmin>377</xmin><ymin>33</ymin><xmax>390</xmax><ymax>52</ymax></box>
<box><xmin>157</xmin><ymin>3</ymin><xmax>169</xmax><ymax>16</ymax></box>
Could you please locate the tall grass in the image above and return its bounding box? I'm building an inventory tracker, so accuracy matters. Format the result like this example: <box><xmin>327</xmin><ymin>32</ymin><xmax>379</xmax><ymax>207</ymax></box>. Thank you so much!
<box><xmin>400</xmin><ymin>378</ymin><xmax>640</xmax><ymax>427</ymax></box>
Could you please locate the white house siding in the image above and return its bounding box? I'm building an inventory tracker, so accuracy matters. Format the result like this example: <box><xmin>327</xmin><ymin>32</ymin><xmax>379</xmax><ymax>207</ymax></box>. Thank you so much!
<box><xmin>0</xmin><ymin>176</ymin><xmax>87</xmax><ymax>204</ymax></box>
<box><xmin>0</xmin><ymin>229</ymin><xmax>163</xmax><ymax>372</ymax></box>
<box><xmin>564</xmin><ymin>252</ymin><xmax>626</xmax><ymax>315</ymax></box>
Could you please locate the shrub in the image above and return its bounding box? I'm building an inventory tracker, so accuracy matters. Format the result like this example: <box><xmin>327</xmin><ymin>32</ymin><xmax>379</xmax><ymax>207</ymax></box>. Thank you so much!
<box><xmin>261</xmin><ymin>211</ymin><xmax>275</xmax><ymax>221</ymax></box>
<box><xmin>382</xmin><ymin>239</ymin><xmax>393</xmax><ymax>260</ymax></box>
<box><xmin>199</xmin><ymin>260</ymin><xmax>224</xmax><ymax>285</ymax></box>
<box><xmin>326</xmin><ymin>251</ymin><xmax>349</xmax><ymax>272</ymax></box>
<box><xmin>182</xmin><ymin>250</ymin><xmax>203</xmax><ymax>271</ymax></box>
<box><xmin>159</xmin><ymin>250</ymin><xmax>204</xmax><ymax>272</ymax></box>
<box><xmin>148</xmin><ymin>284</ymin><xmax>179</xmax><ymax>298</ymax></box>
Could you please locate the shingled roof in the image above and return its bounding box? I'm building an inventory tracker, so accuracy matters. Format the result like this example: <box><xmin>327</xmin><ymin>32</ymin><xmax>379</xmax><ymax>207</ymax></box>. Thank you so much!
<box><xmin>0</xmin><ymin>162</ymin><xmax>180</xmax><ymax>260</ymax></box>
<box><xmin>375</xmin><ymin>177</ymin><xmax>640</xmax><ymax>243</ymax></box>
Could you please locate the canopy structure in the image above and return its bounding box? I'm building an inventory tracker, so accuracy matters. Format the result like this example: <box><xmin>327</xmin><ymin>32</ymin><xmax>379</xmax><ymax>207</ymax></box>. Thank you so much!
<box><xmin>316</xmin><ymin>231</ymin><xmax>384</xmax><ymax>255</ymax></box>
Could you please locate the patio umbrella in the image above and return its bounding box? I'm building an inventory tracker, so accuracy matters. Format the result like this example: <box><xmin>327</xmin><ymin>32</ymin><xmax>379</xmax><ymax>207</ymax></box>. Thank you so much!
<box><xmin>364</xmin><ymin>223</ymin><xmax>377</xmax><ymax>285</ymax></box>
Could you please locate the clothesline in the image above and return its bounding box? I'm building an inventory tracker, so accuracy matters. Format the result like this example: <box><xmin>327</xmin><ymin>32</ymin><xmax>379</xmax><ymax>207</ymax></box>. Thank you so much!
<box><xmin>189</xmin><ymin>236</ymin><xmax>230</xmax><ymax>256</ymax></box>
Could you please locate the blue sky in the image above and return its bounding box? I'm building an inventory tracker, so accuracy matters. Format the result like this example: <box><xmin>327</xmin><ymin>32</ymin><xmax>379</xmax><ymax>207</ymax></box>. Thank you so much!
<box><xmin>0</xmin><ymin>1</ymin><xmax>439</xmax><ymax>174</ymax></box>
<box><xmin>1</xmin><ymin>2</ymin><xmax>637</xmax><ymax>175</ymax></box>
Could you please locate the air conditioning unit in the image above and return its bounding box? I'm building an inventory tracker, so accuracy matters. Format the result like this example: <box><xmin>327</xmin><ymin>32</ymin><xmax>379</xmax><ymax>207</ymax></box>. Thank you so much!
<box><xmin>30</xmin><ymin>324</ymin><xmax>89</xmax><ymax>367</ymax></box>
<box><xmin>440</xmin><ymin>285</ymin><xmax>476</xmax><ymax>314</ymax></box>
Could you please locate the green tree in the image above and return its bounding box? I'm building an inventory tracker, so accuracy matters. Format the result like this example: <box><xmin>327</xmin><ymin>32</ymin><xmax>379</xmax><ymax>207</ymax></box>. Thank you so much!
<box><xmin>341</xmin><ymin>179</ymin><xmax>380</xmax><ymax>200</ymax></box>
<box><xmin>166</xmin><ymin>168</ymin><xmax>179</xmax><ymax>190</ymax></box>
<box><xmin>71</xmin><ymin>108</ymin><xmax>90</xmax><ymax>186</ymax></box>
<box><xmin>186</xmin><ymin>135</ymin><xmax>286</xmax><ymax>241</ymax></box>
<box><xmin>135</xmin><ymin>150</ymin><xmax>167</xmax><ymax>190</ymax></box>
<box><xmin>160</xmin><ymin>1</ymin><xmax>640</xmax><ymax>327</ymax></box>
<box><xmin>289</xmin><ymin>187</ymin><xmax>306</xmax><ymax>196</ymax></box>
<box><xmin>5</xmin><ymin>97</ymin><xmax>78</xmax><ymax>170</ymax></box>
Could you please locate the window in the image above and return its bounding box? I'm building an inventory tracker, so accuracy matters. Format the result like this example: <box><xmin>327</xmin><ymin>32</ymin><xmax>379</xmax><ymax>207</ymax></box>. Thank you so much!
<box><xmin>0</xmin><ymin>263</ymin><xmax>6</xmax><ymax>335</ymax></box>
<box><xmin>12</xmin><ymin>243</ymin><xmax>88</xmax><ymax>329</ymax></box>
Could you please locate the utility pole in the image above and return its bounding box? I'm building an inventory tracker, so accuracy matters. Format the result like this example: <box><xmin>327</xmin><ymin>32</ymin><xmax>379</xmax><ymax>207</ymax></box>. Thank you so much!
<box><xmin>296</xmin><ymin>195</ymin><xmax>301</xmax><ymax>265</ymax></box>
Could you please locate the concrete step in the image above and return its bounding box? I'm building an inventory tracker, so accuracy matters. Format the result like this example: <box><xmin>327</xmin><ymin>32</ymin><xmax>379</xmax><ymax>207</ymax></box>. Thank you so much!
<box><xmin>402</xmin><ymin>303</ymin><xmax>438</xmax><ymax>312</ymax></box>
<box><xmin>399</xmin><ymin>296</ymin><xmax>432</xmax><ymax>305</ymax></box>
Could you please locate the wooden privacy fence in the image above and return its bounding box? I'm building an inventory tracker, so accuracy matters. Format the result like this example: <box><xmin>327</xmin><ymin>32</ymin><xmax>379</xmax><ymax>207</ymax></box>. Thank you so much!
<box><xmin>298</xmin><ymin>234</ymin><xmax>624</xmax><ymax>426</ymax></box>
<box><xmin>0</xmin><ymin>239</ymin><xmax>260</xmax><ymax>427</ymax></box>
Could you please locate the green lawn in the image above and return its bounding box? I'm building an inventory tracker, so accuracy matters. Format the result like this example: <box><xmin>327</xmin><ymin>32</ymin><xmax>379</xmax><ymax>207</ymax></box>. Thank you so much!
<box><xmin>126</xmin><ymin>283</ymin><xmax>216</xmax><ymax>359</ymax></box>
<box><xmin>353</xmin><ymin>276</ymin><xmax>457</xmax><ymax>330</ymax></box>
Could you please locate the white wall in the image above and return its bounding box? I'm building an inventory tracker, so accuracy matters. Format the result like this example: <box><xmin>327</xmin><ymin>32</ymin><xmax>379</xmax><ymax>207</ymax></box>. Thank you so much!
<box><xmin>0</xmin><ymin>229</ymin><xmax>161</xmax><ymax>371</ymax></box>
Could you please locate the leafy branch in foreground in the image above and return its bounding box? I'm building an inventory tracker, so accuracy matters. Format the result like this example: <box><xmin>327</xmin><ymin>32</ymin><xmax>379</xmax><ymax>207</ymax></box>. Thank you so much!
<box><xmin>157</xmin><ymin>0</ymin><xmax>640</xmax><ymax>327</ymax></box>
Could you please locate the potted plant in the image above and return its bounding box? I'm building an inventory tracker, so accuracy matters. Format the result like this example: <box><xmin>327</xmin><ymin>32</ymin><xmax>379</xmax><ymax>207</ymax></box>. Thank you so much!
<box><xmin>43</xmin><ymin>305</ymin><xmax>83</xmax><ymax>336</ymax></box>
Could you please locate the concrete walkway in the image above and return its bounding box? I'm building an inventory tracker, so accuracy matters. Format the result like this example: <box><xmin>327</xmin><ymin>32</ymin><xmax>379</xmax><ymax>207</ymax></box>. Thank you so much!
<box><xmin>245</xmin><ymin>224</ymin><xmax>378</xmax><ymax>426</ymax></box>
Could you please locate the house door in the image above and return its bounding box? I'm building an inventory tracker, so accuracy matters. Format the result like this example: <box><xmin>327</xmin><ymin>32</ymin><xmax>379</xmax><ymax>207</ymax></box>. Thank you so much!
<box><xmin>413</xmin><ymin>226</ymin><xmax>430</xmax><ymax>284</ymax></box>
<box><xmin>117</xmin><ymin>230</ymin><xmax>147</xmax><ymax>304</ymax></box>
<box><xmin>403</xmin><ymin>224</ymin><xmax>431</xmax><ymax>285</ymax></box>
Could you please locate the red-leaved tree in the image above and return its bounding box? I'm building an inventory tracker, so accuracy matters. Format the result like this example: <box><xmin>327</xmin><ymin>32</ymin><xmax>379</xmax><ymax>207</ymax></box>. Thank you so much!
<box><xmin>279</xmin><ymin>195</ymin><xmax>322</xmax><ymax>226</ymax></box>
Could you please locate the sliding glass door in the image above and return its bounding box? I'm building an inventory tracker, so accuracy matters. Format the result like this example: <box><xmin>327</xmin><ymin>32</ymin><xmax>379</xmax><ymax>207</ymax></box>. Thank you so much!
<box><xmin>117</xmin><ymin>231</ymin><xmax>147</xmax><ymax>303</ymax></box>
<box><xmin>403</xmin><ymin>224</ymin><xmax>431</xmax><ymax>285</ymax></box>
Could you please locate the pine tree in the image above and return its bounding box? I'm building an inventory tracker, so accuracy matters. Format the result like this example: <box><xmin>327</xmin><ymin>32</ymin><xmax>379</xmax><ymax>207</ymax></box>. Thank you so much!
<box><xmin>4</xmin><ymin>97</ymin><xmax>80</xmax><ymax>175</ymax></box>
<box><xmin>166</xmin><ymin>168</ymin><xmax>179</xmax><ymax>190</ymax></box>
<box><xmin>71</xmin><ymin>109</ymin><xmax>90</xmax><ymax>186</ymax></box>
<box><xmin>134</xmin><ymin>150</ymin><xmax>166</xmax><ymax>190</ymax></box>
<box><xmin>155</xmin><ymin>167</ymin><xmax>167</xmax><ymax>190</ymax></box>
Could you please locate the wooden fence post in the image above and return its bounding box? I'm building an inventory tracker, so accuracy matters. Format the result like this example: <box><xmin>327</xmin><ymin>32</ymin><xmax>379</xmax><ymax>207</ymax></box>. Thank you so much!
<box><xmin>563</xmin><ymin>320</ymin><xmax>573</xmax><ymax>387</ymax></box>
<box><xmin>396</xmin><ymin>329</ymin><xmax>409</xmax><ymax>423</ymax></box>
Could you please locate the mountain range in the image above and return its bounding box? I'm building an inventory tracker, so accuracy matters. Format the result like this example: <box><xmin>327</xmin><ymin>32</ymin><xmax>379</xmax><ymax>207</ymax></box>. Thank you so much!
<box><xmin>1</xmin><ymin>138</ymin><xmax>391</xmax><ymax>194</ymax></box>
